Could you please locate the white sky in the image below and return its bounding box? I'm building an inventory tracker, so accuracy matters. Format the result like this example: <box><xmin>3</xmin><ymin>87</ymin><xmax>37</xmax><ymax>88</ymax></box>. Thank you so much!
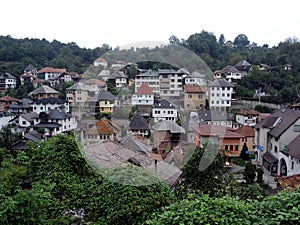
<box><xmin>1</xmin><ymin>0</ymin><xmax>299</xmax><ymax>49</ymax></box>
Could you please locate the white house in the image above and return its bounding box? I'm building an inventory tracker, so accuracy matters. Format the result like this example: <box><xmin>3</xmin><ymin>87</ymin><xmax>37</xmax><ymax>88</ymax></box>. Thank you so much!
<box><xmin>135</xmin><ymin>70</ymin><xmax>160</xmax><ymax>94</ymax></box>
<box><xmin>131</xmin><ymin>83</ymin><xmax>154</xmax><ymax>106</ymax></box>
<box><xmin>235</xmin><ymin>109</ymin><xmax>259</xmax><ymax>127</ymax></box>
<box><xmin>0</xmin><ymin>110</ymin><xmax>14</xmax><ymax>129</ymax></box>
<box><xmin>32</xmin><ymin>97</ymin><xmax>70</xmax><ymax>114</ymax></box>
<box><xmin>37</xmin><ymin>67</ymin><xmax>66</xmax><ymax>85</ymax></box>
<box><xmin>93</xmin><ymin>57</ymin><xmax>108</xmax><ymax>67</ymax></box>
<box><xmin>0</xmin><ymin>73</ymin><xmax>16</xmax><ymax>91</ymax></box>
<box><xmin>214</xmin><ymin>65</ymin><xmax>242</xmax><ymax>83</ymax></box>
<box><xmin>107</xmin><ymin>71</ymin><xmax>128</xmax><ymax>88</ymax></box>
<box><xmin>152</xmin><ymin>99</ymin><xmax>178</xmax><ymax>123</ymax></box>
<box><xmin>208</xmin><ymin>78</ymin><xmax>234</xmax><ymax>111</ymax></box>
<box><xmin>31</xmin><ymin>109</ymin><xmax>77</xmax><ymax>136</ymax></box>
<box><xmin>255</xmin><ymin>108</ymin><xmax>300</xmax><ymax>177</ymax></box>
<box><xmin>184</xmin><ymin>71</ymin><xmax>207</xmax><ymax>86</ymax></box>
<box><xmin>158</xmin><ymin>69</ymin><xmax>186</xmax><ymax>98</ymax></box>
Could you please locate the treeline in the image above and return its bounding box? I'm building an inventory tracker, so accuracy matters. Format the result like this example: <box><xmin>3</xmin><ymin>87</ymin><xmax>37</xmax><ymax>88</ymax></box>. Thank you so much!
<box><xmin>0</xmin><ymin>35</ymin><xmax>110</xmax><ymax>76</ymax></box>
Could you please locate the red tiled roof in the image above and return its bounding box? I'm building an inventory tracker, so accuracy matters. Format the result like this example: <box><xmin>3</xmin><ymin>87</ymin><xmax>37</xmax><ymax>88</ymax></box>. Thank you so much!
<box><xmin>0</xmin><ymin>96</ymin><xmax>19</xmax><ymax>102</ymax></box>
<box><xmin>33</xmin><ymin>78</ymin><xmax>44</xmax><ymax>83</ymax></box>
<box><xmin>278</xmin><ymin>173</ymin><xmax>300</xmax><ymax>190</ymax></box>
<box><xmin>136</xmin><ymin>83</ymin><xmax>154</xmax><ymax>95</ymax></box>
<box><xmin>37</xmin><ymin>67</ymin><xmax>66</xmax><ymax>73</ymax></box>
<box><xmin>236</xmin><ymin>109</ymin><xmax>259</xmax><ymax>116</ymax></box>
<box><xmin>87</xmin><ymin>118</ymin><xmax>115</xmax><ymax>135</ymax></box>
<box><xmin>194</xmin><ymin>124</ymin><xmax>244</xmax><ymax>138</ymax></box>
<box><xmin>235</xmin><ymin>126</ymin><xmax>255</xmax><ymax>137</ymax></box>
<box><xmin>184</xmin><ymin>84</ymin><xmax>205</xmax><ymax>93</ymax></box>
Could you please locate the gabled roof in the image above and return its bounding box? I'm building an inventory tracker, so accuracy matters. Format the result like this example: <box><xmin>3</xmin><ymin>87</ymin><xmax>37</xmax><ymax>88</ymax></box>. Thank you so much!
<box><xmin>24</xmin><ymin>131</ymin><xmax>44</xmax><ymax>142</ymax></box>
<box><xmin>208</xmin><ymin>78</ymin><xmax>233</xmax><ymax>87</ymax></box>
<box><xmin>20</xmin><ymin>112</ymin><xmax>38</xmax><ymax>122</ymax></box>
<box><xmin>67</xmin><ymin>83</ymin><xmax>90</xmax><ymax>91</ymax></box>
<box><xmin>0</xmin><ymin>96</ymin><xmax>19</xmax><ymax>102</ymax></box>
<box><xmin>30</xmin><ymin>85</ymin><xmax>59</xmax><ymax>95</ymax></box>
<box><xmin>256</xmin><ymin>108</ymin><xmax>300</xmax><ymax>138</ymax></box>
<box><xmin>129</xmin><ymin>112</ymin><xmax>150</xmax><ymax>131</ymax></box>
<box><xmin>35</xmin><ymin>109</ymin><xmax>72</xmax><ymax>120</ymax></box>
<box><xmin>83</xmin><ymin>141</ymin><xmax>182</xmax><ymax>187</ymax></box>
<box><xmin>221</xmin><ymin>65</ymin><xmax>240</xmax><ymax>73</ymax></box>
<box><xmin>92</xmin><ymin>90</ymin><xmax>117</xmax><ymax>101</ymax></box>
<box><xmin>234</xmin><ymin>60</ymin><xmax>251</xmax><ymax>71</ymax></box>
<box><xmin>184</xmin><ymin>84</ymin><xmax>205</xmax><ymax>93</ymax></box>
<box><xmin>198</xmin><ymin>110</ymin><xmax>233</xmax><ymax>122</ymax></box>
<box><xmin>152</xmin><ymin>120</ymin><xmax>185</xmax><ymax>133</ymax></box>
<box><xmin>235</xmin><ymin>126</ymin><xmax>255</xmax><ymax>137</ymax></box>
<box><xmin>33</xmin><ymin>97</ymin><xmax>66</xmax><ymax>105</ymax></box>
<box><xmin>94</xmin><ymin>57</ymin><xmax>107</xmax><ymax>63</ymax></box>
<box><xmin>37</xmin><ymin>67</ymin><xmax>66</xmax><ymax>74</ymax></box>
<box><xmin>286</xmin><ymin>135</ymin><xmax>300</xmax><ymax>160</ymax></box>
<box><xmin>236</xmin><ymin>109</ymin><xmax>259</xmax><ymax>116</ymax></box>
<box><xmin>153</xmin><ymin>99</ymin><xmax>176</xmax><ymax>109</ymax></box>
<box><xmin>135</xmin><ymin>83</ymin><xmax>154</xmax><ymax>95</ymax></box>
<box><xmin>120</xmin><ymin>134</ymin><xmax>152</xmax><ymax>154</ymax></box>
<box><xmin>84</xmin><ymin>79</ymin><xmax>106</xmax><ymax>87</ymax></box>
<box><xmin>108</xmin><ymin>71</ymin><xmax>128</xmax><ymax>79</ymax></box>
<box><xmin>194</xmin><ymin>124</ymin><xmax>243</xmax><ymax>139</ymax></box>
<box><xmin>24</xmin><ymin>64</ymin><xmax>36</xmax><ymax>72</ymax></box>
<box><xmin>0</xmin><ymin>73</ymin><xmax>15</xmax><ymax>79</ymax></box>
<box><xmin>87</xmin><ymin>118</ymin><xmax>115</xmax><ymax>135</ymax></box>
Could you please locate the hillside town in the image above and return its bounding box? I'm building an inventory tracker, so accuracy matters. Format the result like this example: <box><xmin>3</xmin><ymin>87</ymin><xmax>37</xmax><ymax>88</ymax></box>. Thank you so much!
<box><xmin>1</xmin><ymin>56</ymin><xmax>300</xmax><ymax>192</ymax></box>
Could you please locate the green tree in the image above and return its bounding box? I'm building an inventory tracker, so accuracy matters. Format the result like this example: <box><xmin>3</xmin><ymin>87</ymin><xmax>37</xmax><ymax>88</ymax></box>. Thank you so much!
<box><xmin>243</xmin><ymin>161</ymin><xmax>256</xmax><ymax>184</ymax></box>
<box><xmin>234</xmin><ymin>34</ymin><xmax>250</xmax><ymax>47</ymax></box>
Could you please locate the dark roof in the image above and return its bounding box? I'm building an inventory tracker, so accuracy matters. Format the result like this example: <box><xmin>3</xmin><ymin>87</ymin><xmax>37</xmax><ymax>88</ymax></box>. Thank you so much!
<box><xmin>129</xmin><ymin>112</ymin><xmax>150</xmax><ymax>131</ymax></box>
<box><xmin>120</xmin><ymin>135</ymin><xmax>152</xmax><ymax>154</ymax></box>
<box><xmin>24</xmin><ymin>64</ymin><xmax>36</xmax><ymax>71</ymax></box>
<box><xmin>234</xmin><ymin>60</ymin><xmax>252</xmax><ymax>71</ymax></box>
<box><xmin>10</xmin><ymin>140</ymin><xmax>29</xmax><ymax>150</ymax></box>
<box><xmin>221</xmin><ymin>65</ymin><xmax>240</xmax><ymax>73</ymax></box>
<box><xmin>66</xmin><ymin>83</ymin><xmax>90</xmax><ymax>91</ymax></box>
<box><xmin>0</xmin><ymin>73</ymin><xmax>15</xmax><ymax>79</ymax></box>
<box><xmin>24</xmin><ymin>131</ymin><xmax>44</xmax><ymax>142</ymax></box>
<box><xmin>256</xmin><ymin>108</ymin><xmax>300</xmax><ymax>138</ymax></box>
<box><xmin>33</xmin><ymin>97</ymin><xmax>66</xmax><ymax>105</ymax></box>
<box><xmin>262</xmin><ymin>152</ymin><xmax>278</xmax><ymax>164</ymax></box>
<box><xmin>153</xmin><ymin>99</ymin><xmax>176</xmax><ymax>109</ymax></box>
<box><xmin>21</xmin><ymin>112</ymin><xmax>38</xmax><ymax>122</ymax></box>
<box><xmin>198</xmin><ymin>110</ymin><xmax>233</xmax><ymax>122</ymax></box>
<box><xmin>286</xmin><ymin>135</ymin><xmax>300</xmax><ymax>160</ymax></box>
<box><xmin>158</xmin><ymin>69</ymin><xmax>187</xmax><ymax>75</ymax></box>
<box><xmin>108</xmin><ymin>71</ymin><xmax>128</xmax><ymax>79</ymax></box>
<box><xmin>92</xmin><ymin>90</ymin><xmax>117</xmax><ymax>101</ymax></box>
<box><xmin>35</xmin><ymin>110</ymin><xmax>72</xmax><ymax>120</ymax></box>
<box><xmin>10</xmin><ymin>98</ymin><xmax>33</xmax><ymax>109</ymax></box>
<box><xmin>208</xmin><ymin>78</ymin><xmax>233</xmax><ymax>87</ymax></box>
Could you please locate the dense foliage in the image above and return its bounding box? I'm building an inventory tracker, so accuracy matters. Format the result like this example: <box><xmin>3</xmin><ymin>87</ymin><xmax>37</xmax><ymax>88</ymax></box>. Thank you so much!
<box><xmin>146</xmin><ymin>189</ymin><xmax>300</xmax><ymax>225</ymax></box>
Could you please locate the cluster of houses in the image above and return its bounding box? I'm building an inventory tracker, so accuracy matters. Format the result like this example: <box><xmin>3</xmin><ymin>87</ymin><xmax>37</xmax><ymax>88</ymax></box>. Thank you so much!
<box><xmin>1</xmin><ymin>58</ymin><xmax>300</xmax><ymax>190</ymax></box>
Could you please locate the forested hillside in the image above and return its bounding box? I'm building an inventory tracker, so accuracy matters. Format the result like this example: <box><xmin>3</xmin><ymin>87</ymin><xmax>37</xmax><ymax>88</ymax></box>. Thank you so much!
<box><xmin>0</xmin><ymin>32</ymin><xmax>300</xmax><ymax>103</ymax></box>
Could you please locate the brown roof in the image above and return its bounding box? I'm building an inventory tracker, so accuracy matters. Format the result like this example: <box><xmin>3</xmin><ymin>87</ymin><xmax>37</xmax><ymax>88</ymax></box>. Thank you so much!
<box><xmin>236</xmin><ymin>109</ymin><xmax>259</xmax><ymax>116</ymax></box>
<box><xmin>94</xmin><ymin>57</ymin><xmax>107</xmax><ymax>63</ymax></box>
<box><xmin>194</xmin><ymin>124</ymin><xmax>244</xmax><ymax>138</ymax></box>
<box><xmin>278</xmin><ymin>173</ymin><xmax>300</xmax><ymax>190</ymax></box>
<box><xmin>136</xmin><ymin>83</ymin><xmax>154</xmax><ymax>95</ymax></box>
<box><xmin>84</xmin><ymin>79</ymin><xmax>106</xmax><ymax>87</ymax></box>
<box><xmin>0</xmin><ymin>96</ymin><xmax>19</xmax><ymax>102</ymax></box>
<box><xmin>235</xmin><ymin>126</ymin><xmax>255</xmax><ymax>137</ymax></box>
<box><xmin>87</xmin><ymin>118</ymin><xmax>115</xmax><ymax>135</ymax></box>
<box><xmin>37</xmin><ymin>67</ymin><xmax>66</xmax><ymax>73</ymax></box>
<box><xmin>286</xmin><ymin>135</ymin><xmax>300</xmax><ymax>160</ymax></box>
<box><xmin>184</xmin><ymin>84</ymin><xmax>205</xmax><ymax>93</ymax></box>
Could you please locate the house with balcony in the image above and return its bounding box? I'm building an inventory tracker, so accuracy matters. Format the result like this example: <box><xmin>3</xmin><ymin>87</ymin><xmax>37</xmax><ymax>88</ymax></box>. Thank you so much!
<box><xmin>37</xmin><ymin>67</ymin><xmax>66</xmax><ymax>85</ymax></box>
<box><xmin>255</xmin><ymin>108</ymin><xmax>300</xmax><ymax>176</ymax></box>
<box><xmin>198</xmin><ymin>109</ymin><xmax>234</xmax><ymax>127</ymax></box>
<box><xmin>9</xmin><ymin>112</ymin><xmax>38</xmax><ymax>133</ymax></box>
<box><xmin>131</xmin><ymin>83</ymin><xmax>154</xmax><ymax>106</ymax></box>
<box><xmin>30</xmin><ymin>109</ymin><xmax>77</xmax><ymax>137</ymax></box>
<box><xmin>184</xmin><ymin>84</ymin><xmax>206</xmax><ymax>110</ymax></box>
<box><xmin>214</xmin><ymin>65</ymin><xmax>242</xmax><ymax>83</ymax></box>
<box><xmin>183</xmin><ymin>71</ymin><xmax>207</xmax><ymax>86</ymax></box>
<box><xmin>89</xmin><ymin>89</ymin><xmax>118</xmax><ymax>118</ymax></box>
<box><xmin>129</xmin><ymin>112</ymin><xmax>150</xmax><ymax>137</ymax></box>
<box><xmin>135</xmin><ymin>70</ymin><xmax>160</xmax><ymax>94</ymax></box>
<box><xmin>152</xmin><ymin>99</ymin><xmax>178</xmax><ymax>123</ymax></box>
<box><xmin>107</xmin><ymin>71</ymin><xmax>128</xmax><ymax>88</ymax></box>
<box><xmin>0</xmin><ymin>73</ymin><xmax>16</xmax><ymax>92</ymax></box>
<box><xmin>194</xmin><ymin>124</ymin><xmax>244</xmax><ymax>167</ymax></box>
<box><xmin>29</xmin><ymin>85</ymin><xmax>59</xmax><ymax>100</ymax></box>
<box><xmin>84</xmin><ymin>118</ymin><xmax>117</xmax><ymax>143</ymax></box>
<box><xmin>234</xmin><ymin>60</ymin><xmax>252</xmax><ymax>75</ymax></box>
<box><xmin>235</xmin><ymin>109</ymin><xmax>259</xmax><ymax>127</ymax></box>
<box><xmin>208</xmin><ymin>78</ymin><xmax>234</xmax><ymax>111</ymax></box>
<box><xmin>66</xmin><ymin>83</ymin><xmax>90</xmax><ymax>106</ymax></box>
<box><xmin>93</xmin><ymin>57</ymin><xmax>108</xmax><ymax>67</ymax></box>
<box><xmin>32</xmin><ymin>97</ymin><xmax>70</xmax><ymax>114</ymax></box>
<box><xmin>10</xmin><ymin>98</ymin><xmax>33</xmax><ymax>115</ymax></box>
<box><xmin>0</xmin><ymin>96</ymin><xmax>18</xmax><ymax>111</ymax></box>
<box><xmin>152</xmin><ymin>120</ymin><xmax>185</xmax><ymax>156</ymax></box>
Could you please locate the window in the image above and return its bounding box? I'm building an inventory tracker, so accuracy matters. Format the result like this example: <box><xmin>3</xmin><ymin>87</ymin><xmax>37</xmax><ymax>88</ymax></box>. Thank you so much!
<box><xmin>198</xmin><ymin>94</ymin><xmax>202</xmax><ymax>99</ymax></box>
<box><xmin>230</xmin><ymin>145</ymin><xmax>234</xmax><ymax>151</ymax></box>
<box><xmin>294</xmin><ymin>125</ymin><xmax>300</xmax><ymax>132</ymax></box>
<box><xmin>235</xmin><ymin>145</ymin><xmax>239</xmax><ymax>151</ymax></box>
<box><xmin>292</xmin><ymin>161</ymin><xmax>294</xmax><ymax>170</ymax></box>
<box><xmin>275</xmin><ymin>146</ymin><xmax>278</xmax><ymax>153</ymax></box>
<box><xmin>22</xmin><ymin>121</ymin><xmax>26</xmax><ymax>125</ymax></box>
<box><xmin>225</xmin><ymin>145</ymin><xmax>229</xmax><ymax>150</ymax></box>
<box><xmin>188</xmin><ymin>94</ymin><xmax>192</xmax><ymax>98</ymax></box>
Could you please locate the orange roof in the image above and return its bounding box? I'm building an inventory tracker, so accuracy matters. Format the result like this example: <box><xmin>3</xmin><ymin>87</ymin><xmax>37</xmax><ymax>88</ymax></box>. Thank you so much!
<box><xmin>194</xmin><ymin>124</ymin><xmax>244</xmax><ymax>138</ymax></box>
<box><xmin>136</xmin><ymin>83</ymin><xmax>154</xmax><ymax>95</ymax></box>
<box><xmin>87</xmin><ymin>118</ymin><xmax>115</xmax><ymax>135</ymax></box>
<box><xmin>38</xmin><ymin>67</ymin><xmax>66</xmax><ymax>74</ymax></box>
<box><xmin>184</xmin><ymin>84</ymin><xmax>205</xmax><ymax>93</ymax></box>
<box><xmin>235</xmin><ymin>126</ymin><xmax>255</xmax><ymax>137</ymax></box>
<box><xmin>33</xmin><ymin>78</ymin><xmax>44</xmax><ymax>83</ymax></box>
<box><xmin>278</xmin><ymin>174</ymin><xmax>300</xmax><ymax>190</ymax></box>
<box><xmin>84</xmin><ymin>79</ymin><xmax>106</xmax><ymax>87</ymax></box>
<box><xmin>0</xmin><ymin>96</ymin><xmax>19</xmax><ymax>102</ymax></box>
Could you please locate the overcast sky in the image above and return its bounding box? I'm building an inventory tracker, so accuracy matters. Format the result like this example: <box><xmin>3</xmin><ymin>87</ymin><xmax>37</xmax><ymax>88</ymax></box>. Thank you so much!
<box><xmin>1</xmin><ymin>0</ymin><xmax>299</xmax><ymax>49</ymax></box>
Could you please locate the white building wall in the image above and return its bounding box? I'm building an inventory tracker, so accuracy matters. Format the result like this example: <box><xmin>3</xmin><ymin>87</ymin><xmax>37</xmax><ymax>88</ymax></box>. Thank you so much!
<box><xmin>132</xmin><ymin>94</ymin><xmax>154</xmax><ymax>105</ymax></box>
<box><xmin>152</xmin><ymin>108</ymin><xmax>178</xmax><ymax>123</ymax></box>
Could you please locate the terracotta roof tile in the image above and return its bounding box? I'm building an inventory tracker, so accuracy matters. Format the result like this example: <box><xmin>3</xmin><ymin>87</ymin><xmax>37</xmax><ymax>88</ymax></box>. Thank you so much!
<box><xmin>184</xmin><ymin>84</ymin><xmax>205</xmax><ymax>93</ymax></box>
<box><xmin>236</xmin><ymin>109</ymin><xmax>259</xmax><ymax>116</ymax></box>
<box><xmin>136</xmin><ymin>83</ymin><xmax>154</xmax><ymax>95</ymax></box>
<box><xmin>194</xmin><ymin>124</ymin><xmax>243</xmax><ymax>138</ymax></box>
<box><xmin>278</xmin><ymin>173</ymin><xmax>300</xmax><ymax>190</ymax></box>
<box><xmin>235</xmin><ymin>126</ymin><xmax>255</xmax><ymax>137</ymax></box>
<box><xmin>37</xmin><ymin>67</ymin><xmax>66</xmax><ymax>73</ymax></box>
